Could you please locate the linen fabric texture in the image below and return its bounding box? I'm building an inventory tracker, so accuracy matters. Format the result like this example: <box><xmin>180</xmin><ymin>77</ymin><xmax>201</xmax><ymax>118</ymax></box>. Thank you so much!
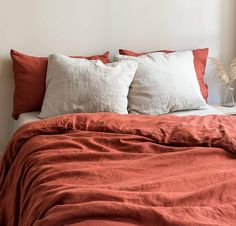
<box><xmin>119</xmin><ymin>48</ymin><xmax>209</xmax><ymax>102</ymax></box>
<box><xmin>115</xmin><ymin>51</ymin><xmax>206</xmax><ymax>115</ymax></box>
<box><xmin>10</xmin><ymin>49</ymin><xmax>110</xmax><ymax>119</ymax></box>
<box><xmin>39</xmin><ymin>54</ymin><xmax>137</xmax><ymax>118</ymax></box>
<box><xmin>1</xmin><ymin>112</ymin><xmax>236</xmax><ymax>226</ymax></box>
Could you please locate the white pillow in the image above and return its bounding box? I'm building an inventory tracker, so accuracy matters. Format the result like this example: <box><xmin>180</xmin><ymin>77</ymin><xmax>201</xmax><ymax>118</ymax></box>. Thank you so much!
<box><xmin>115</xmin><ymin>51</ymin><xmax>206</xmax><ymax>115</ymax></box>
<box><xmin>39</xmin><ymin>54</ymin><xmax>137</xmax><ymax>118</ymax></box>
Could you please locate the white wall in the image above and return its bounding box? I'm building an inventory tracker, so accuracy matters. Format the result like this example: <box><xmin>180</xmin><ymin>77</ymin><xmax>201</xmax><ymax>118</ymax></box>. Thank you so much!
<box><xmin>0</xmin><ymin>0</ymin><xmax>236</xmax><ymax>152</ymax></box>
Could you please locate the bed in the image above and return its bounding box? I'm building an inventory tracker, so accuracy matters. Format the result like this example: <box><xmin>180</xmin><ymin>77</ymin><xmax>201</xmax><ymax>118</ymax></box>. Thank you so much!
<box><xmin>1</xmin><ymin>49</ymin><xmax>236</xmax><ymax>226</ymax></box>
<box><xmin>2</xmin><ymin>107</ymin><xmax>236</xmax><ymax>226</ymax></box>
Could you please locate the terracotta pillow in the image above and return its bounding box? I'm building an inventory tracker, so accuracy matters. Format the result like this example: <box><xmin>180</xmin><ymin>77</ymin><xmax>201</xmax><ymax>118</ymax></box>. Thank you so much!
<box><xmin>119</xmin><ymin>48</ymin><xmax>209</xmax><ymax>102</ymax></box>
<box><xmin>11</xmin><ymin>49</ymin><xmax>110</xmax><ymax>119</ymax></box>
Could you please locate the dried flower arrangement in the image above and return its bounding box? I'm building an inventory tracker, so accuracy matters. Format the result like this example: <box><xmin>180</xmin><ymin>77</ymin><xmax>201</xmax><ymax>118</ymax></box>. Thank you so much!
<box><xmin>209</xmin><ymin>57</ymin><xmax>236</xmax><ymax>107</ymax></box>
<box><xmin>209</xmin><ymin>57</ymin><xmax>236</xmax><ymax>85</ymax></box>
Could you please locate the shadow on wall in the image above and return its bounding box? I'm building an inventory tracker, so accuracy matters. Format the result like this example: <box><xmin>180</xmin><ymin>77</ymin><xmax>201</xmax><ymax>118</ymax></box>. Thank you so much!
<box><xmin>0</xmin><ymin>56</ymin><xmax>13</xmax><ymax>152</ymax></box>
<box><xmin>221</xmin><ymin>0</ymin><xmax>236</xmax><ymax>101</ymax></box>
<box><xmin>221</xmin><ymin>0</ymin><xmax>236</xmax><ymax>67</ymax></box>
<box><xmin>206</xmin><ymin>0</ymin><xmax>236</xmax><ymax>104</ymax></box>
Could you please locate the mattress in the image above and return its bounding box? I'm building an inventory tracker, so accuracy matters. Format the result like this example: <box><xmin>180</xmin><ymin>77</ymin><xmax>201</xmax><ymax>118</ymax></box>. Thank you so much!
<box><xmin>10</xmin><ymin>105</ymin><xmax>223</xmax><ymax>135</ymax></box>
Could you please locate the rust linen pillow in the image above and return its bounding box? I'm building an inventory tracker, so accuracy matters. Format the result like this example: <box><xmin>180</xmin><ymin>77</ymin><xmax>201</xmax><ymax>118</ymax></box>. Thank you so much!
<box><xmin>11</xmin><ymin>49</ymin><xmax>110</xmax><ymax>119</ymax></box>
<box><xmin>119</xmin><ymin>48</ymin><xmax>209</xmax><ymax>102</ymax></box>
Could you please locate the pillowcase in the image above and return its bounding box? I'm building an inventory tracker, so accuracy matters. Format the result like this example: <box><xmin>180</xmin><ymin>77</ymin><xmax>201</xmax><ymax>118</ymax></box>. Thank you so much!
<box><xmin>119</xmin><ymin>48</ymin><xmax>209</xmax><ymax>102</ymax></box>
<box><xmin>115</xmin><ymin>51</ymin><xmax>206</xmax><ymax>115</ymax></box>
<box><xmin>39</xmin><ymin>54</ymin><xmax>137</xmax><ymax>118</ymax></box>
<box><xmin>11</xmin><ymin>49</ymin><xmax>110</xmax><ymax>119</ymax></box>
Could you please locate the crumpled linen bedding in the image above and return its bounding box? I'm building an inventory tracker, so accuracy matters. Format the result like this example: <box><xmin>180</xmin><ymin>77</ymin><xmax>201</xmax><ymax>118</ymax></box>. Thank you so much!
<box><xmin>0</xmin><ymin>112</ymin><xmax>236</xmax><ymax>226</ymax></box>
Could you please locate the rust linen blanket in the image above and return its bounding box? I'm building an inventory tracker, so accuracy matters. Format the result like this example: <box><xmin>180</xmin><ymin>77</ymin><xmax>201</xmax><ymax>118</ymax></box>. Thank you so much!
<box><xmin>0</xmin><ymin>113</ymin><xmax>236</xmax><ymax>226</ymax></box>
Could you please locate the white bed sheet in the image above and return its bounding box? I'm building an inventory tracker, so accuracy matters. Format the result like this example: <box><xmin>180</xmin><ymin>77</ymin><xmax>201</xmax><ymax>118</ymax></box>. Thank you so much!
<box><xmin>169</xmin><ymin>105</ymin><xmax>223</xmax><ymax>116</ymax></box>
<box><xmin>11</xmin><ymin>111</ymin><xmax>40</xmax><ymax>135</ymax></box>
<box><xmin>10</xmin><ymin>105</ymin><xmax>223</xmax><ymax>135</ymax></box>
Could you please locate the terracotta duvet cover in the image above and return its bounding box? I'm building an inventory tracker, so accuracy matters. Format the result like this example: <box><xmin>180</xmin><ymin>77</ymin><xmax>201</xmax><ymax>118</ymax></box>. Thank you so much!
<box><xmin>0</xmin><ymin>113</ymin><xmax>236</xmax><ymax>226</ymax></box>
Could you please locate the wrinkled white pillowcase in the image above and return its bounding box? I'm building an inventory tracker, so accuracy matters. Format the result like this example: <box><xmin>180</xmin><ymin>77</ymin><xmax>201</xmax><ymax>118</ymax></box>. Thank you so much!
<box><xmin>115</xmin><ymin>51</ymin><xmax>206</xmax><ymax>115</ymax></box>
<box><xmin>39</xmin><ymin>54</ymin><xmax>137</xmax><ymax>118</ymax></box>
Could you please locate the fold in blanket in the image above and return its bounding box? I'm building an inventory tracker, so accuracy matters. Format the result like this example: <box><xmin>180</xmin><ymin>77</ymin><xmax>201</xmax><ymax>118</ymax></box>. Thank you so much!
<box><xmin>0</xmin><ymin>113</ymin><xmax>236</xmax><ymax>226</ymax></box>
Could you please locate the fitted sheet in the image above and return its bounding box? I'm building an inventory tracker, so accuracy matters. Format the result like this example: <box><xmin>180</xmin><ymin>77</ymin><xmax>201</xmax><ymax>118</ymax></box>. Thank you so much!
<box><xmin>169</xmin><ymin>104</ymin><xmax>223</xmax><ymax>116</ymax></box>
<box><xmin>11</xmin><ymin>111</ymin><xmax>40</xmax><ymax>135</ymax></box>
<box><xmin>10</xmin><ymin>105</ymin><xmax>223</xmax><ymax>135</ymax></box>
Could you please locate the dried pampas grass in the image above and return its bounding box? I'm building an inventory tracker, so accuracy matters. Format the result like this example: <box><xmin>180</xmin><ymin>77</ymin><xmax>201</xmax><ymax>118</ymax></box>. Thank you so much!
<box><xmin>229</xmin><ymin>58</ymin><xmax>236</xmax><ymax>83</ymax></box>
<box><xmin>209</xmin><ymin>57</ymin><xmax>236</xmax><ymax>85</ymax></box>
